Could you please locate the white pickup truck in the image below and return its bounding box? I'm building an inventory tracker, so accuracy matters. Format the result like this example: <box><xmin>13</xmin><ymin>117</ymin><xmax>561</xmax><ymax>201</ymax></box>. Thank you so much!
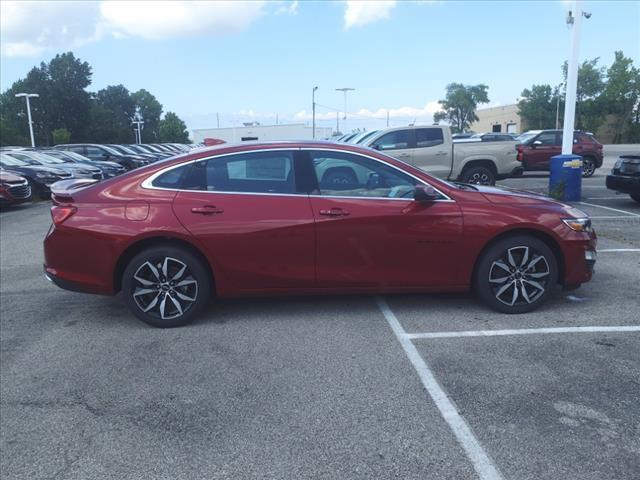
<box><xmin>359</xmin><ymin>125</ymin><xmax>522</xmax><ymax>185</ymax></box>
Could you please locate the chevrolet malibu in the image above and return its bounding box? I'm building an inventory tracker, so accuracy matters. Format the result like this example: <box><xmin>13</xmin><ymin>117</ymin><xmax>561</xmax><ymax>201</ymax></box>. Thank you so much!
<box><xmin>44</xmin><ymin>141</ymin><xmax>597</xmax><ymax>327</ymax></box>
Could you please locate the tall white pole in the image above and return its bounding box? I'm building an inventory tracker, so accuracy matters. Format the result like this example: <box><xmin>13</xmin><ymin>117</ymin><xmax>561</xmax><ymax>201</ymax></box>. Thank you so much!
<box><xmin>561</xmin><ymin>0</ymin><xmax>582</xmax><ymax>155</ymax></box>
<box><xmin>25</xmin><ymin>95</ymin><xmax>35</xmax><ymax>147</ymax></box>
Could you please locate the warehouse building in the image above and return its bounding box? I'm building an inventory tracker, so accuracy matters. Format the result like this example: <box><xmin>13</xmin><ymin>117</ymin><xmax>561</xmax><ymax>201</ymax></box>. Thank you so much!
<box><xmin>470</xmin><ymin>104</ymin><xmax>524</xmax><ymax>134</ymax></box>
<box><xmin>192</xmin><ymin>123</ymin><xmax>334</xmax><ymax>144</ymax></box>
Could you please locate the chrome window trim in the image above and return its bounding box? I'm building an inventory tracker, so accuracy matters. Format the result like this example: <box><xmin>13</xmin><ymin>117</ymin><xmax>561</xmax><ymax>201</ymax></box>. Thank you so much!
<box><xmin>141</xmin><ymin>147</ymin><xmax>454</xmax><ymax>203</ymax></box>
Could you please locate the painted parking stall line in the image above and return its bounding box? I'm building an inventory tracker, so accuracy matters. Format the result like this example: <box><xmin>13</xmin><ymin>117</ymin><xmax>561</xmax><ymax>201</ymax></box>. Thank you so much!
<box><xmin>405</xmin><ymin>326</ymin><xmax>640</xmax><ymax>340</ymax></box>
<box><xmin>577</xmin><ymin>201</ymin><xmax>640</xmax><ymax>217</ymax></box>
<box><xmin>377</xmin><ymin>298</ymin><xmax>504</xmax><ymax>480</ymax></box>
<box><xmin>598</xmin><ymin>248</ymin><xmax>640</xmax><ymax>253</ymax></box>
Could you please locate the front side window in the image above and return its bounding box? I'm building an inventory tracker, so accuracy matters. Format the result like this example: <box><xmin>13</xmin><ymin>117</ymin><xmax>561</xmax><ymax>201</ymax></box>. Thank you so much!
<box><xmin>415</xmin><ymin>128</ymin><xmax>444</xmax><ymax>148</ymax></box>
<box><xmin>310</xmin><ymin>151</ymin><xmax>419</xmax><ymax>199</ymax></box>
<box><xmin>536</xmin><ymin>132</ymin><xmax>557</xmax><ymax>145</ymax></box>
<box><xmin>371</xmin><ymin>130</ymin><xmax>412</xmax><ymax>151</ymax></box>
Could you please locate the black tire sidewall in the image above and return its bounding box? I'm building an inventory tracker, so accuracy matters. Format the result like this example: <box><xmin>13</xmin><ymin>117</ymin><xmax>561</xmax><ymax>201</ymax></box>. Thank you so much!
<box><xmin>582</xmin><ymin>157</ymin><xmax>596</xmax><ymax>177</ymax></box>
<box><xmin>122</xmin><ymin>245</ymin><xmax>211</xmax><ymax>328</ymax></box>
<box><xmin>461</xmin><ymin>166</ymin><xmax>496</xmax><ymax>185</ymax></box>
<box><xmin>475</xmin><ymin>235</ymin><xmax>558</xmax><ymax>314</ymax></box>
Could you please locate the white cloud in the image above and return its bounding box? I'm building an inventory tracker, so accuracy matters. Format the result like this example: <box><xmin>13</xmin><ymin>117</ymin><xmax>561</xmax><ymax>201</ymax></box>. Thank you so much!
<box><xmin>1</xmin><ymin>0</ymin><xmax>267</xmax><ymax>57</ymax></box>
<box><xmin>294</xmin><ymin>101</ymin><xmax>441</xmax><ymax>122</ymax></box>
<box><xmin>344</xmin><ymin>0</ymin><xmax>396</xmax><ymax>29</ymax></box>
<box><xmin>276</xmin><ymin>1</ymin><xmax>299</xmax><ymax>15</ymax></box>
<box><xmin>100</xmin><ymin>1</ymin><xmax>265</xmax><ymax>40</ymax></box>
<box><xmin>0</xmin><ymin>1</ymin><xmax>103</xmax><ymax>57</ymax></box>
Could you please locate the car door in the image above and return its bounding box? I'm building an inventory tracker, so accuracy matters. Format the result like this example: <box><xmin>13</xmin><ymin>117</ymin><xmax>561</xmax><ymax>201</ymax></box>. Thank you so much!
<box><xmin>370</xmin><ymin>129</ymin><xmax>415</xmax><ymax>165</ymax></box>
<box><xmin>169</xmin><ymin>149</ymin><xmax>316</xmax><ymax>292</ymax></box>
<box><xmin>412</xmin><ymin>127</ymin><xmax>451</xmax><ymax>178</ymax></box>
<box><xmin>527</xmin><ymin>131</ymin><xmax>560</xmax><ymax>170</ymax></box>
<box><xmin>305</xmin><ymin>149</ymin><xmax>463</xmax><ymax>288</ymax></box>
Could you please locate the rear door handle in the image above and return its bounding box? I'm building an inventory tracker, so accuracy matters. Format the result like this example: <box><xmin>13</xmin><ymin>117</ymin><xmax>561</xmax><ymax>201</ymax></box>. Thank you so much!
<box><xmin>191</xmin><ymin>205</ymin><xmax>224</xmax><ymax>215</ymax></box>
<box><xmin>319</xmin><ymin>208</ymin><xmax>350</xmax><ymax>217</ymax></box>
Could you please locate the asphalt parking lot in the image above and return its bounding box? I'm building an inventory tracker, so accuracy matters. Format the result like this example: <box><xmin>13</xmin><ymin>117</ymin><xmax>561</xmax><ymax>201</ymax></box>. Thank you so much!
<box><xmin>1</xmin><ymin>155</ymin><xmax>639</xmax><ymax>480</ymax></box>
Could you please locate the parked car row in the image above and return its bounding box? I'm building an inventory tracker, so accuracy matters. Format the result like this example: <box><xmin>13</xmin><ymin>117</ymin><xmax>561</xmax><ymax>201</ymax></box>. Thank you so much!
<box><xmin>333</xmin><ymin>127</ymin><xmax>605</xmax><ymax>180</ymax></box>
<box><xmin>0</xmin><ymin>143</ymin><xmax>192</xmax><ymax>203</ymax></box>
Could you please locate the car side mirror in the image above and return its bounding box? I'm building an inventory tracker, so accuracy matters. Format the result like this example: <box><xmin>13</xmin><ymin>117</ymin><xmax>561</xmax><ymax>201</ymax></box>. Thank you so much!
<box><xmin>414</xmin><ymin>185</ymin><xmax>440</xmax><ymax>203</ymax></box>
<box><xmin>532</xmin><ymin>140</ymin><xmax>542</xmax><ymax>148</ymax></box>
<box><xmin>370</xmin><ymin>144</ymin><xmax>380</xmax><ymax>150</ymax></box>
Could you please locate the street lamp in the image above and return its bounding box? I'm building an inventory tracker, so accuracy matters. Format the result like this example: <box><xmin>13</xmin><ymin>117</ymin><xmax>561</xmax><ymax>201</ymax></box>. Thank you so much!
<box><xmin>312</xmin><ymin>86</ymin><xmax>318</xmax><ymax>139</ymax></box>
<box><xmin>131</xmin><ymin>108</ymin><xmax>144</xmax><ymax>144</ymax></box>
<box><xmin>14</xmin><ymin>93</ymin><xmax>39</xmax><ymax>147</ymax></box>
<box><xmin>335</xmin><ymin>87</ymin><xmax>355</xmax><ymax>121</ymax></box>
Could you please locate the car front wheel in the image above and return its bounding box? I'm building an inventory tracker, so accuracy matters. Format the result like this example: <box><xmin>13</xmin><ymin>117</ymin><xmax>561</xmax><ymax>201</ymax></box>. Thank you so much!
<box><xmin>475</xmin><ymin>235</ymin><xmax>558</xmax><ymax>314</ymax></box>
<box><xmin>122</xmin><ymin>246</ymin><xmax>211</xmax><ymax>327</ymax></box>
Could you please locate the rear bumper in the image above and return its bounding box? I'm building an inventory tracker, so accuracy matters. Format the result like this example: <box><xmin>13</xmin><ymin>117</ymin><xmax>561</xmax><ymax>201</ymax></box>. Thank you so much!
<box><xmin>606</xmin><ymin>174</ymin><xmax>640</xmax><ymax>195</ymax></box>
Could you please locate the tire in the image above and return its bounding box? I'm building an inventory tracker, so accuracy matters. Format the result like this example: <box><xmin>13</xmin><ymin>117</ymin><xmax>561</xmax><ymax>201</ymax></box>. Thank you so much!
<box><xmin>460</xmin><ymin>165</ymin><xmax>496</xmax><ymax>186</ymax></box>
<box><xmin>631</xmin><ymin>194</ymin><xmax>640</xmax><ymax>203</ymax></box>
<box><xmin>474</xmin><ymin>235</ymin><xmax>558</xmax><ymax>314</ymax></box>
<box><xmin>582</xmin><ymin>157</ymin><xmax>596</xmax><ymax>177</ymax></box>
<box><xmin>122</xmin><ymin>246</ymin><xmax>211</xmax><ymax>328</ymax></box>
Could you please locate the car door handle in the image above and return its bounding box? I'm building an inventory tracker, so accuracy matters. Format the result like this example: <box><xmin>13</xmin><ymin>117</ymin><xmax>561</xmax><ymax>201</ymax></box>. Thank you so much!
<box><xmin>191</xmin><ymin>205</ymin><xmax>224</xmax><ymax>215</ymax></box>
<box><xmin>319</xmin><ymin>208</ymin><xmax>350</xmax><ymax>217</ymax></box>
<box><xmin>398</xmin><ymin>153</ymin><xmax>411</xmax><ymax>158</ymax></box>
<box><xmin>436</xmin><ymin>151</ymin><xmax>447</xmax><ymax>156</ymax></box>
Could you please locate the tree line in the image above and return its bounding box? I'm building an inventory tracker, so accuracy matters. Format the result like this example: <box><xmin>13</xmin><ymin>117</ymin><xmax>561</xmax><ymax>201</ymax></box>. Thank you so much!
<box><xmin>428</xmin><ymin>51</ymin><xmax>639</xmax><ymax>143</ymax></box>
<box><xmin>0</xmin><ymin>52</ymin><xmax>190</xmax><ymax>146</ymax></box>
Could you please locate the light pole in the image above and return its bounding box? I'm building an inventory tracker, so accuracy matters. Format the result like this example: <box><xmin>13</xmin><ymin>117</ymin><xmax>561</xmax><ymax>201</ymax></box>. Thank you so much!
<box><xmin>312</xmin><ymin>86</ymin><xmax>318</xmax><ymax>139</ymax></box>
<box><xmin>131</xmin><ymin>108</ymin><xmax>144</xmax><ymax>144</ymax></box>
<box><xmin>15</xmin><ymin>93</ymin><xmax>39</xmax><ymax>147</ymax></box>
<box><xmin>335</xmin><ymin>87</ymin><xmax>355</xmax><ymax>121</ymax></box>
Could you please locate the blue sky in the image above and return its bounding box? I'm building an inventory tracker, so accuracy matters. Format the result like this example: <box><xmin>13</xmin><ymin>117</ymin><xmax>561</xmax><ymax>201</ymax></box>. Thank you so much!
<box><xmin>1</xmin><ymin>1</ymin><xmax>639</xmax><ymax>134</ymax></box>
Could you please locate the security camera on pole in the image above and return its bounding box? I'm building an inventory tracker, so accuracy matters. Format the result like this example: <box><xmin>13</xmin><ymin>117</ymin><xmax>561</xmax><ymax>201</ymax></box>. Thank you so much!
<box><xmin>549</xmin><ymin>0</ymin><xmax>591</xmax><ymax>201</ymax></box>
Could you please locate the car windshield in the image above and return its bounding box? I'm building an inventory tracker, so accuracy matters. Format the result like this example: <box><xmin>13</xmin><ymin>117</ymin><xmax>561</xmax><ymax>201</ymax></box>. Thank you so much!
<box><xmin>112</xmin><ymin>145</ymin><xmax>137</xmax><ymax>154</ymax></box>
<box><xmin>39</xmin><ymin>151</ymin><xmax>71</xmax><ymax>163</ymax></box>
<box><xmin>516</xmin><ymin>132</ymin><xmax>539</xmax><ymax>144</ymax></box>
<box><xmin>0</xmin><ymin>154</ymin><xmax>30</xmax><ymax>166</ymax></box>
<box><xmin>59</xmin><ymin>151</ymin><xmax>91</xmax><ymax>162</ymax></box>
<box><xmin>100</xmin><ymin>145</ymin><xmax>121</xmax><ymax>155</ymax></box>
<box><xmin>27</xmin><ymin>152</ymin><xmax>66</xmax><ymax>164</ymax></box>
<box><xmin>356</xmin><ymin>130</ymin><xmax>379</xmax><ymax>144</ymax></box>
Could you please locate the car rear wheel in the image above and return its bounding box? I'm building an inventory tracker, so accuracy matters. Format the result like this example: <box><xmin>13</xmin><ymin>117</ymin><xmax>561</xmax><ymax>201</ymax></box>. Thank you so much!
<box><xmin>582</xmin><ymin>157</ymin><xmax>596</xmax><ymax>177</ymax></box>
<box><xmin>122</xmin><ymin>246</ymin><xmax>211</xmax><ymax>328</ymax></box>
<box><xmin>460</xmin><ymin>165</ymin><xmax>496</xmax><ymax>186</ymax></box>
<box><xmin>475</xmin><ymin>235</ymin><xmax>558</xmax><ymax>314</ymax></box>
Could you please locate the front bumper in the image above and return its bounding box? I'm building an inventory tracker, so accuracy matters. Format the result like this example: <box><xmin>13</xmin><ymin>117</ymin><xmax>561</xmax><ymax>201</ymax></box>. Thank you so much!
<box><xmin>606</xmin><ymin>174</ymin><xmax>640</xmax><ymax>195</ymax></box>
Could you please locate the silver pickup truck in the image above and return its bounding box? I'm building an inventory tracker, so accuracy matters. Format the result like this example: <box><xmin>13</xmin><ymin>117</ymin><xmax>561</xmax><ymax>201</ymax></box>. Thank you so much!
<box><xmin>359</xmin><ymin>125</ymin><xmax>522</xmax><ymax>185</ymax></box>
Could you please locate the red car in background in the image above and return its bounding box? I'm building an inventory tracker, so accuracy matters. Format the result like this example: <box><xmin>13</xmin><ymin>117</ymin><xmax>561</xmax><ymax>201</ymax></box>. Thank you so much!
<box><xmin>516</xmin><ymin>130</ymin><xmax>604</xmax><ymax>177</ymax></box>
<box><xmin>44</xmin><ymin>141</ymin><xmax>597</xmax><ymax>327</ymax></box>
<box><xmin>0</xmin><ymin>169</ymin><xmax>32</xmax><ymax>206</ymax></box>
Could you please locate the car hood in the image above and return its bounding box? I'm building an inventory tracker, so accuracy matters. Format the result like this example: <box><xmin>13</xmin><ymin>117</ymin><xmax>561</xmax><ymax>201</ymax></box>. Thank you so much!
<box><xmin>19</xmin><ymin>165</ymin><xmax>70</xmax><ymax>176</ymax></box>
<box><xmin>0</xmin><ymin>170</ymin><xmax>26</xmax><ymax>182</ymax></box>
<box><xmin>468</xmin><ymin>184</ymin><xmax>559</xmax><ymax>204</ymax></box>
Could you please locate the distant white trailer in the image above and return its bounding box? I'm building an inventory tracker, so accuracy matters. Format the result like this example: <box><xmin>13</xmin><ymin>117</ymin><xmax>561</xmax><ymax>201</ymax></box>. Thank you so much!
<box><xmin>192</xmin><ymin>123</ymin><xmax>333</xmax><ymax>144</ymax></box>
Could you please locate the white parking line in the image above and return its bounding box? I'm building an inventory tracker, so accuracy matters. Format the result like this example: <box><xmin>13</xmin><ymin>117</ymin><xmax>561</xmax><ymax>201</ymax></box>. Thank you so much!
<box><xmin>585</xmin><ymin>196</ymin><xmax>630</xmax><ymax>200</ymax></box>
<box><xmin>589</xmin><ymin>215</ymin><xmax>639</xmax><ymax>219</ymax></box>
<box><xmin>577</xmin><ymin>201</ymin><xmax>640</xmax><ymax>217</ymax></box>
<box><xmin>405</xmin><ymin>326</ymin><xmax>640</xmax><ymax>340</ymax></box>
<box><xmin>598</xmin><ymin>248</ymin><xmax>640</xmax><ymax>252</ymax></box>
<box><xmin>377</xmin><ymin>298</ymin><xmax>504</xmax><ymax>480</ymax></box>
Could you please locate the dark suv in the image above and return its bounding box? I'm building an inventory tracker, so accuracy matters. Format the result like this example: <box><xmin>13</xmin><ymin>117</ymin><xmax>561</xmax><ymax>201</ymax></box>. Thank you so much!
<box><xmin>606</xmin><ymin>155</ymin><xmax>640</xmax><ymax>203</ymax></box>
<box><xmin>516</xmin><ymin>130</ymin><xmax>603</xmax><ymax>177</ymax></box>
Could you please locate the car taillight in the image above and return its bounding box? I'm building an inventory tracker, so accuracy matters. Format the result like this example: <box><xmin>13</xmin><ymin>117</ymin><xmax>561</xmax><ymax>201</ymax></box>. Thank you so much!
<box><xmin>516</xmin><ymin>144</ymin><xmax>523</xmax><ymax>162</ymax></box>
<box><xmin>51</xmin><ymin>205</ymin><xmax>77</xmax><ymax>225</ymax></box>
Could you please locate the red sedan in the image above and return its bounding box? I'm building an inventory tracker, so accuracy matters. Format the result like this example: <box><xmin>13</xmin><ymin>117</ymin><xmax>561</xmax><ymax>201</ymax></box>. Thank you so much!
<box><xmin>44</xmin><ymin>141</ymin><xmax>597</xmax><ymax>327</ymax></box>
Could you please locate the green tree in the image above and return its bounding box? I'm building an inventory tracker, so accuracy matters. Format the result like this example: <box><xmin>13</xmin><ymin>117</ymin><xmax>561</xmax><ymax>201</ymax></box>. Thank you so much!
<box><xmin>159</xmin><ymin>112</ymin><xmax>190</xmax><ymax>143</ymax></box>
<box><xmin>562</xmin><ymin>58</ymin><xmax>606</xmax><ymax>132</ymax></box>
<box><xmin>518</xmin><ymin>84</ymin><xmax>559</xmax><ymax>130</ymax></box>
<box><xmin>88</xmin><ymin>84</ymin><xmax>136</xmax><ymax>143</ymax></box>
<box><xmin>131</xmin><ymin>89</ymin><xmax>163</xmax><ymax>142</ymax></box>
<box><xmin>0</xmin><ymin>117</ymin><xmax>28</xmax><ymax>146</ymax></box>
<box><xmin>602</xmin><ymin>51</ymin><xmax>640</xmax><ymax>143</ymax></box>
<box><xmin>52</xmin><ymin>128</ymin><xmax>71</xmax><ymax>145</ymax></box>
<box><xmin>433</xmin><ymin>83</ymin><xmax>489</xmax><ymax>133</ymax></box>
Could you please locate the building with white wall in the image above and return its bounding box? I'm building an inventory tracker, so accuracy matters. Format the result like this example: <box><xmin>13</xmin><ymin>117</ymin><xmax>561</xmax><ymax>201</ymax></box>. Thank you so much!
<box><xmin>192</xmin><ymin>123</ymin><xmax>333</xmax><ymax>144</ymax></box>
<box><xmin>470</xmin><ymin>104</ymin><xmax>523</xmax><ymax>134</ymax></box>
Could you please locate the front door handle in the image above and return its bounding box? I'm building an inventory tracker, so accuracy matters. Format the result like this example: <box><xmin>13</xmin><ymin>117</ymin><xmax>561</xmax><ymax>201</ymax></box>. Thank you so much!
<box><xmin>319</xmin><ymin>208</ymin><xmax>350</xmax><ymax>217</ymax></box>
<box><xmin>191</xmin><ymin>205</ymin><xmax>224</xmax><ymax>215</ymax></box>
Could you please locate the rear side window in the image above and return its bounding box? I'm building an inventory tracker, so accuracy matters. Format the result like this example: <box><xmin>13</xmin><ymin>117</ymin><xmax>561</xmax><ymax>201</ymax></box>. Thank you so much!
<box><xmin>536</xmin><ymin>132</ymin><xmax>557</xmax><ymax>145</ymax></box>
<box><xmin>183</xmin><ymin>151</ymin><xmax>297</xmax><ymax>194</ymax></box>
<box><xmin>371</xmin><ymin>130</ymin><xmax>412</xmax><ymax>151</ymax></box>
<box><xmin>415</xmin><ymin>128</ymin><xmax>444</xmax><ymax>148</ymax></box>
<box><xmin>151</xmin><ymin>163</ymin><xmax>191</xmax><ymax>189</ymax></box>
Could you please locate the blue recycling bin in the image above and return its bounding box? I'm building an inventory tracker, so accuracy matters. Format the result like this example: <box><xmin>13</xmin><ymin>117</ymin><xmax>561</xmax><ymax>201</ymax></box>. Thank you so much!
<box><xmin>549</xmin><ymin>154</ymin><xmax>582</xmax><ymax>201</ymax></box>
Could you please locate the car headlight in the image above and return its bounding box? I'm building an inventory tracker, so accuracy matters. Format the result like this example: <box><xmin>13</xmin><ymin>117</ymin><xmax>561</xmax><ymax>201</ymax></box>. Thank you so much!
<box><xmin>562</xmin><ymin>217</ymin><xmax>592</xmax><ymax>232</ymax></box>
<box><xmin>613</xmin><ymin>159</ymin><xmax>623</xmax><ymax>170</ymax></box>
